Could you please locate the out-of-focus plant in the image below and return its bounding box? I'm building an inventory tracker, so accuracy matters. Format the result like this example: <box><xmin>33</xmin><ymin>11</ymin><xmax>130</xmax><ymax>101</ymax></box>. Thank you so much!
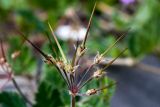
<box><xmin>0</xmin><ymin>40</ymin><xmax>33</xmax><ymax>107</ymax></box>
<box><xmin>128</xmin><ymin>0</ymin><xmax>160</xmax><ymax>57</ymax></box>
<box><xmin>7</xmin><ymin>36</ymin><xmax>36</xmax><ymax>74</ymax></box>
<box><xmin>0</xmin><ymin>92</ymin><xmax>27</xmax><ymax>107</ymax></box>
<box><xmin>112</xmin><ymin>0</ymin><xmax>160</xmax><ymax>57</ymax></box>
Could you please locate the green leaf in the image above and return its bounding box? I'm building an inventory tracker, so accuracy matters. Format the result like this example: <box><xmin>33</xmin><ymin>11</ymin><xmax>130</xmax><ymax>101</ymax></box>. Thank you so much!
<box><xmin>8</xmin><ymin>36</ymin><xmax>36</xmax><ymax>74</ymax></box>
<box><xmin>34</xmin><ymin>81</ymin><xmax>64</xmax><ymax>107</ymax></box>
<box><xmin>0</xmin><ymin>0</ymin><xmax>12</xmax><ymax>10</ymax></box>
<box><xmin>0</xmin><ymin>91</ymin><xmax>27</xmax><ymax>107</ymax></box>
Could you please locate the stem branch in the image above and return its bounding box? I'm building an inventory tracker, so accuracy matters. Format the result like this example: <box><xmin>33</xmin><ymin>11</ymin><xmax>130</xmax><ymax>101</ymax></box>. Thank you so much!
<box><xmin>71</xmin><ymin>95</ymin><xmax>75</xmax><ymax>107</ymax></box>
<box><xmin>12</xmin><ymin>78</ymin><xmax>33</xmax><ymax>106</ymax></box>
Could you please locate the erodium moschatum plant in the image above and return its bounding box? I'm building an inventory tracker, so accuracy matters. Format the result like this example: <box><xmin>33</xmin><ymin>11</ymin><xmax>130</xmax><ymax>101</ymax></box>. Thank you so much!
<box><xmin>0</xmin><ymin>40</ymin><xmax>33</xmax><ymax>106</ymax></box>
<box><xmin>19</xmin><ymin>1</ymin><xmax>128</xmax><ymax>107</ymax></box>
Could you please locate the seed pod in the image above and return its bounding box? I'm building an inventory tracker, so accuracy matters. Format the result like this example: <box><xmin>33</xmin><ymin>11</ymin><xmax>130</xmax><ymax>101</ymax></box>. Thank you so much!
<box><xmin>93</xmin><ymin>69</ymin><xmax>106</xmax><ymax>78</ymax></box>
<box><xmin>77</xmin><ymin>46</ymin><xmax>86</xmax><ymax>57</ymax></box>
<box><xmin>56</xmin><ymin>60</ymin><xmax>65</xmax><ymax>69</ymax></box>
<box><xmin>86</xmin><ymin>89</ymin><xmax>97</xmax><ymax>96</ymax></box>
<box><xmin>94</xmin><ymin>52</ymin><xmax>103</xmax><ymax>64</ymax></box>
<box><xmin>43</xmin><ymin>55</ymin><xmax>55</xmax><ymax>65</ymax></box>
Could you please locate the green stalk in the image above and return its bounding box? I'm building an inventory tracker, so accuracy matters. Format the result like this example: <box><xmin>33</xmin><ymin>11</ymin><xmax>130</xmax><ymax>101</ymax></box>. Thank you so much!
<box><xmin>48</xmin><ymin>22</ymin><xmax>67</xmax><ymax>63</ymax></box>
<box><xmin>102</xmin><ymin>48</ymin><xmax>128</xmax><ymax>71</ymax></box>
<box><xmin>81</xmin><ymin>1</ymin><xmax>97</xmax><ymax>48</ymax></box>
<box><xmin>101</xmin><ymin>31</ymin><xmax>129</xmax><ymax>57</ymax></box>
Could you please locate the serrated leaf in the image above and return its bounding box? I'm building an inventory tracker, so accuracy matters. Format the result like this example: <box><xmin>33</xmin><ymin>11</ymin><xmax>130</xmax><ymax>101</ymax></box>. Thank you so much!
<box><xmin>34</xmin><ymin>81</ymin><xmax>64</xmax><ymax>107</ymax></box>
<box><xmin>0</xmin><ymin>91</ymin><xmax>27</xmax><ymax>107</ymax></box>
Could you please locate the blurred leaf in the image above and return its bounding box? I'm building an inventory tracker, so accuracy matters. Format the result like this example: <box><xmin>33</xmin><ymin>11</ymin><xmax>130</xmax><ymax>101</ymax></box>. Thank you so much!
<box><xmin>29</xmin><ymin>0</ymin><xmax>77</xmax><ymax>10</ymax></box>
<box><xmin>42</xmin><ymin>37</ymin><xmax>68</xmax><ymax>59</ymax></box>
<box><xmin>87</xmin><ymin>35</ymin><xmax>123</xmax><ymax>57</ymax></box>
<box><xmin>0</xmin><ymin>92</ymin><xmax>27</xmax><ymax>107</ymax></box>
<box><xmin>8</xmin><ymin>36</ymin><xmax>36</xmax><ymax>74</ymax></box>
<box><xmin>128</xmin><ymin>0</ymin><xmax>160</xmax><ymax>57</ymax></box>
<box><xmin>0</xmin><ymin>0</ymin><xmax>12</xmax><ymax>10</ymax></box>
<box><xmin>43</xmin><ymin>65</ymin><xmax>65</xmax><ymax>88</ymax></box>
<box><xmin>34</xmin><ymin>81</ymin><xmax>64</xmax><ymax>107</ymax></box>
<box><xmin>16</xmin><ymin>10</ymin><xmax>45</xmax><ymax>32</ymax></box>
<box><xmin>0</xmin><ymin>0</ymin><xmax>28</xmax><ymax>10</ymax></box>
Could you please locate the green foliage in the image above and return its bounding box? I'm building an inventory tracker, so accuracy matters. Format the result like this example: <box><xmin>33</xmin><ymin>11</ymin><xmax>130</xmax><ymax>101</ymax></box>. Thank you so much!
<box><xmin>87</xmin><ymin>35</ymin><xmax>124</xmax><ymax>57</ymax></box>
<box><xmin>0</xmin><ymin>92</ymin><xmax>27</xmax><ymax>107</ymax></box>
<box><xmin>28</xmin><ymin>0</ymin><xmax>78</xmax><ymax>10</ymax></box>
<box><xmin>112</xmin><ymin>0</ymin><xmax>160</xmax><ymax>57</ymax></box>
<box><xmin>128</xmin><ymin>0</ymin><xmax>160</xmax><ymax>56</ymax></box>
<box><xmin>16</xmin><ymin>10</ymin><xmax>45</xmax><ymax>32</ymax></box>
<box><xmin>8</xmin><ymin>36</ymin><xmax>36</xmax><ymax>74</ymax></box>
<box><xmin>43</xmin><ymin>65</ymin><xmax>66</xmax><ymax>88</ymax></box>
<box><xmin>43</xmin><ymin>65</ymin><xmax>71</xmax><ymax>106</ymax></box>
<box><xmin>42</xmin><ymin>36</ymin><xmax>69</xmax><ymax>59</ymax></box>
<box><xmin>34</xmin><ymin>81</ymin><xmax>64</xmax><ymax>107</ymax></box>
<box><xmin>0</xmin><ymin>0</ymin><xmax>28</xmax><ymax>10</ymax></box>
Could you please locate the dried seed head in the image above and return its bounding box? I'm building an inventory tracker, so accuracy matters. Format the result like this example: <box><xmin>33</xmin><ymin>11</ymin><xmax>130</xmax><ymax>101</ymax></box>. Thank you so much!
<box><xmin>93</xmin><ymin>69</ymin><xmax>106</xmax><ymax>78</ymax></box>
<box><xmin>64</xmin><ymin>64</ymin><xmax>73</xmax><ymax>72</ymax></box>
<box><xmin>77</xmin><ymin>46</ymin><xmax>86</xmax><ymax>57</ymax></box>
<box><xmin>86</xmin><ymin>89</ymin><xmax>97</xmax><ymax>96</ymax></box>
<box><xmin>72</xmin><ymin>65</ymin><xmax>79</xmax><ymax>72</ymax></box>
<box><xmin>56</xmin><ymin>60</ymin><xmax>65</xmax><ymax>69</ymax></box>
<box><xmin>43</xmin><ymin>54</ymin><xmax>55</xmax><ymax>65</ymax></box>
<box><xmin>0</xmin><ymin>58</ymin><xmax>5</xmax><ymax>64</ymax></box>
<box><xmin>4</xmin><ymin>63</ymin><xmax>11</xmax><ymax>72</ymax></box>
<box><xmin>0</xmin><ymin>61</ymin><xmax>12</xmax><ymax>76</ymax></box>
<box><xmin>65</xmin><ymin>64</ymin><xmax>79</xmax><ymax>73</ymax></box>
<box><xmin>94</xmin><ymin>52</ymin><xmax>103</xmax><ymax>64</ymax></box>
<box><xmin>11</xmin><ymin>51</ymin><xmax>21</xmax><ymax>59</ymax></box>
<box><xmin>0</xmin><ymin>63</ymin><xmax>13</xmax><ymax>90</ymax></box>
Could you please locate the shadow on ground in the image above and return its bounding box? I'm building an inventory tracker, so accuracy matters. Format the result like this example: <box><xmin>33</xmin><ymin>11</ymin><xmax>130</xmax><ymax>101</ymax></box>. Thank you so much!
<box><xmin>108</xmin><ymin>55</ymin><xmax>160</xmax><ymax>107</ymax></box>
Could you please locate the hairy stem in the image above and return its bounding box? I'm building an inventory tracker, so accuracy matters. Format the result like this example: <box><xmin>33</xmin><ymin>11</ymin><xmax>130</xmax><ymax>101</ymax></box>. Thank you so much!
<box><xmin>71</xmin><ymin>95</ymin><xmax>76</xmax><ymax>107</ymax></box>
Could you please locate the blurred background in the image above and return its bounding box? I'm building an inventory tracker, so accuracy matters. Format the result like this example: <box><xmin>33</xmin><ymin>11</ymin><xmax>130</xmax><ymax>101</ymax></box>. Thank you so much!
<box><xmin>0</xmin><ymin>0</ymin><xmax>160</xmax><ymax>107</ymax></box>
